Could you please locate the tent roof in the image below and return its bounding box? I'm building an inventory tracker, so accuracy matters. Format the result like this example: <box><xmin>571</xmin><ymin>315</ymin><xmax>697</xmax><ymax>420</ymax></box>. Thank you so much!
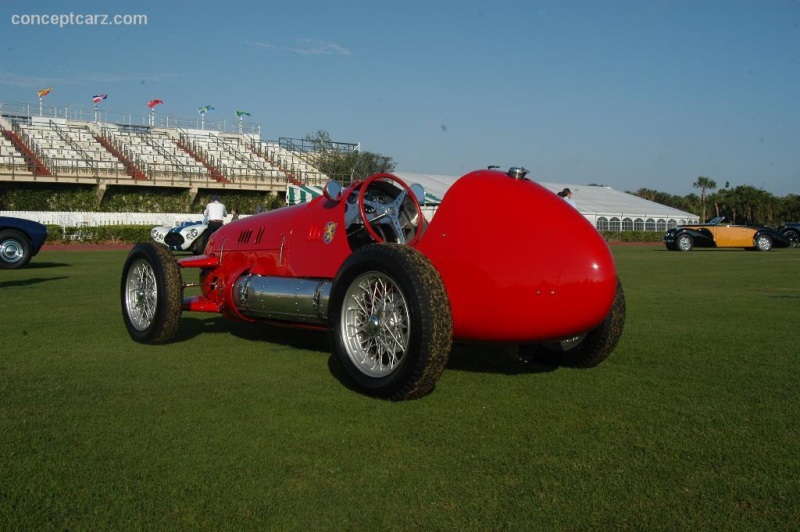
<box><xmin>394</xmin><ymin>172</ymin><xmax>698</xmax><ymax>221</ymax></box>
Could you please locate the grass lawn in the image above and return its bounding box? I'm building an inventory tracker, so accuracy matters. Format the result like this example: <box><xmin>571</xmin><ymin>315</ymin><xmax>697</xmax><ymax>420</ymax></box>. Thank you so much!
<box><xmin>1</xmin><ymin>245</ymin><xmax>798</xmax><ymax>530</ymax></box>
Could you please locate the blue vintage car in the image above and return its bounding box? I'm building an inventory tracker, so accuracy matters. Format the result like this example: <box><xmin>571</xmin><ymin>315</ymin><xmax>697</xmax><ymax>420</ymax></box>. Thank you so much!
<box><xmin>0</xmin><ymin>216</ymin><xmax>48</xmax><ymax>269</ymax></box>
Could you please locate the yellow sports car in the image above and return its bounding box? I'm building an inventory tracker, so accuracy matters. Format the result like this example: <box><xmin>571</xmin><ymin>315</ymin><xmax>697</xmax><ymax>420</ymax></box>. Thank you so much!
<box><xmin>664</xmin><ymin>217</ymin><xmax>791</xmax><ymax>252</ymax></box>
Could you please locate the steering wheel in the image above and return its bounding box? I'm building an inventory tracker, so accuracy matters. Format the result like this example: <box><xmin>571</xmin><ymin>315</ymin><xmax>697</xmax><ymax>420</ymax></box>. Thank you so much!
<box><xmin>357</xmin><ymin>173</ymin><xmax>424</xmax><ymax>246</ymax></box>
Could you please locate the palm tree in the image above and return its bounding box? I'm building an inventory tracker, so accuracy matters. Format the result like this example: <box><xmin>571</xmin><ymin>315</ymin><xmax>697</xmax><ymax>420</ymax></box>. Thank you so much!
<box><xmin>693</xmin><ymin>176</ymin><xmax>717</xmax><ymax>222</ymax></box>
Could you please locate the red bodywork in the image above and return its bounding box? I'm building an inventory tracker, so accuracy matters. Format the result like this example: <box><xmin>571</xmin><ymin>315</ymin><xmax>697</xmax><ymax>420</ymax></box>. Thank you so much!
<box><xmin>180</xmin><ymin>169</ymin><xmax>617</xmax><ymax>343</ymax></box>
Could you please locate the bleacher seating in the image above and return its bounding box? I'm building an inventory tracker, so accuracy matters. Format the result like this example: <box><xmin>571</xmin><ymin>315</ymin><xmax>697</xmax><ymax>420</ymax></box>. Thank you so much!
<box><xmin>257</xmin><ymin>140</ymin><xmax>328</xmax><ymax>185</ymax></box>
<box><xmin>17</xmin><ymin>118</ymin><xmax>127</xmax><ymax>177</ymax></box>
<box><xmin>179</xmin><ymin>130</ymin><xmax>285</xmax><ymax>182</ymax></box>
<box><xmin>100</xmin><ymin>124</ymin><xmax>210</xmax><ymax>181</ymax></box>
<box><xmin>0</xmin><ymin>103</ymin><xmax>338</xmax><ymax>192</ymax></box>
<box><xmin>0</xmin><ymin>134</ymin><xmax>28</xmax><ymax>171</ymax></box>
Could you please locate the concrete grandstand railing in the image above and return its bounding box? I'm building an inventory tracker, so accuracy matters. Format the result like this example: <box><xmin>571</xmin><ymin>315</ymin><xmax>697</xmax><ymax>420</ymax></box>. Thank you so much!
<box><xmin>0</xmin><ymin>101</ymin><xmax>262</xmax><ymax>137</ymax></box>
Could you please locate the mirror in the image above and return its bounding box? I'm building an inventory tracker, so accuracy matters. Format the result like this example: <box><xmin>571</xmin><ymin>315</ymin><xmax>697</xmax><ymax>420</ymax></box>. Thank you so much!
<box><xmin>323</xmin><ymin>180</ymin><xmax>343</xmax><ymax>201</ymax></box>
<box><xmin>410</xmin><ymin>183</ymin><xmax>425</xmax><ymax>204</ymax></box>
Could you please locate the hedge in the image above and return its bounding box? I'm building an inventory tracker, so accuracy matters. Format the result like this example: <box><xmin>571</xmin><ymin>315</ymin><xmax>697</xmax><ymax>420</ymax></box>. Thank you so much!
<box><xmin>600</xmin><ymin>230</ymin><xmax>664</xmax><ymax>243</ymax></box>
<box><xmin>45</xmin><ymin>225</ymin><xmax>152</xmax><ymax>244</ymax></box>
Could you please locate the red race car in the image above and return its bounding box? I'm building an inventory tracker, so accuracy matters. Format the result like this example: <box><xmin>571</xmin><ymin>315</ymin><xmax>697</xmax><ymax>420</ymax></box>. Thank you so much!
<box><xmin>121</xmin><ymin>168</ymin><xmax>625</xmax><ymax>400</ymax></box>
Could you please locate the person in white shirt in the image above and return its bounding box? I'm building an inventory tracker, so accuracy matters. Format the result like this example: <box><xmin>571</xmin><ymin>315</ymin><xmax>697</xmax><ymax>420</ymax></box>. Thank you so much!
<box><xmin>559</xmin><ymin>188</ymin><xmax>577</xmax><ymax>209</ymax></box>
<box><xmin>203</xmin><ymin>195</ymin><xmax>228</xmax><ymax>235</ymax></box>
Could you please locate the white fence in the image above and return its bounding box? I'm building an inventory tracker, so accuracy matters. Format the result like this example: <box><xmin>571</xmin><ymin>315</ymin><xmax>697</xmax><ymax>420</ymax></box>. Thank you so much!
<box><xmin>1</xmin><ymin>210</ymin><xmax>214</xmax><ymax>228</ymax></box>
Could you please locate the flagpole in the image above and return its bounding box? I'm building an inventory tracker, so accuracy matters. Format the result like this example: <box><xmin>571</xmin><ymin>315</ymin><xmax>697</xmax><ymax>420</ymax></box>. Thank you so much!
<box><xmin>39</xmin><ymin>96</ymin><xmax>43</xmax><ymax>117</ymax></box>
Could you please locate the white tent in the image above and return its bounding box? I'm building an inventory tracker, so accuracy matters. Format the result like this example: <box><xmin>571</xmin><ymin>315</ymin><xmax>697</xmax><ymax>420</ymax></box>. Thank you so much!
<box><xmin>286</xmin><ymin>172</ymin><xmax>696</xmax><ymax>231</ymax></box>
<box><xmin>393</xmin><ymin>172</ymin><xmax>698</xmax><ymax>231</ymax></box>
<box><xmin>537</xmin><ymin>181</ymin><xmax>700</xmax><ymax>230</ymax></box>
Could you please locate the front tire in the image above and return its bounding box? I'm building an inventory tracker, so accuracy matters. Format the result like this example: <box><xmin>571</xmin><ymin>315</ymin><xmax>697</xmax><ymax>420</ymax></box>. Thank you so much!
<box><xmin>121</xmin><ymin>242</ymin><xmax>183</xmax><ymax>344</ymax></box>
<box><xmin>0</xmin><ymin>229</ymin><xmax>32</xmax><ymax>269</ymax></box>
<box><xmin>677</xmin><ymin>234</ymin><xmax>694</xmax><ymax>252</ymax></box>
<box><xmin>522</xmin><ymin>279</ymin><xmax>626</xmax><ymax>368</ymax></box>
<box><xmin>328</xmin><ymin>244</ymin><xmax>453</xmax><ymax>400</ymax></box>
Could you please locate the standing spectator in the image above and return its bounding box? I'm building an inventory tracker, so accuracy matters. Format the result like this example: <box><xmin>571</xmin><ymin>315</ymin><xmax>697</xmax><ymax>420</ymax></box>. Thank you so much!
<box><xmin>231</xmin><ymin>208</ymin><xmax>240</xmax><ymax>221</ymax></box>
<box><xmin>560</xmin><ymin>188</ymin><xmax>577</xmax><ymax>209</ymax></box>
<box><xmin>204</xmin><ymin>194</ymin><xmax>227</xmax><ymax>235</ymax></box>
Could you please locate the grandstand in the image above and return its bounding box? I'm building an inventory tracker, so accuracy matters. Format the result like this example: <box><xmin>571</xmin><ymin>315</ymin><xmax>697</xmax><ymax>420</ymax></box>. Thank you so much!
<box><xmin>2</xmin><ymin>100</ymin><xmax>698</xmax><ymax>231</ymax></box>
<box><xmin>0</xmin><ymin>100</ymin><xmax>356</xmax><ymax>204</ymax></box>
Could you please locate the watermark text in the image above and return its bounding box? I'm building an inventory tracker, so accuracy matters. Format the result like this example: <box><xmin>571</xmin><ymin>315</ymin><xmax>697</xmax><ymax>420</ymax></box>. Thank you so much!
<box><xmin>10</xmin><ymin>12</ymin><xmax>148</xmax><ymax>28</ymax></box>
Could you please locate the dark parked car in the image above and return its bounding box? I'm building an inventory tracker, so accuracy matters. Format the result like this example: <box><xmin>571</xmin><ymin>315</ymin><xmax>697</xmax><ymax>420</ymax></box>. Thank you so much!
<box><xmin>0</xmin><ymin>216</ymin><xmax>48</xmax><ymax>269</ymax></box>
<box><xmin>777</xmin><ymin>222</ymin><xmax>800</xmax><ymax>246</ymax></box>
<box><xmin>664</xmin><ymin>216</ymin><xmax>790</xmax><ymax>252</ymax></box>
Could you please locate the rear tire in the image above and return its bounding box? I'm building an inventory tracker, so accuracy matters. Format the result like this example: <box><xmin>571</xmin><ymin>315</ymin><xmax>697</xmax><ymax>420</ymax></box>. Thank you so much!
<box><xmin>0</xmin><ymin>229</ymin><xmax>32</xmax><ymax>269</ymax></box>
<box><xmin>783</xmin><ymin>229</ymin><xmax>799</xmax><ymax>246</ymax></box>
<box><xmin>328</xmin><ymin>244</ymin><xmax>452</xmax><ymax>400</ymax></box>
<box><xmin>755</xmin><ymin>234</ymin><xmax>773</xmax><ymax>252</ymax></box>
<box><xmin>521</xmin><ymin>279</ymin><xmax>626</xmax><ymax>368</ymax></box>
<box><xmin>121</xmin><ymin>242</ymin><xmax>183</xmax><ymax>344</ymax></box>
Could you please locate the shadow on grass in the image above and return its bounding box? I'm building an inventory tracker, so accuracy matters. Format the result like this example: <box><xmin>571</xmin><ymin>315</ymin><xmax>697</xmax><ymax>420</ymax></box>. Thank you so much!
<box><xmin>0</xmin><ymin>276</ymin><xmax>70</xmax><ymax>288</ymax></box>
<box><xmin>26</xmin><ymin>261</ymin><xmax>72</xmax><ymax>269</ymax></box>
<box><xmin>172</xmin><ymin>317</ymin><xmax>558</xmax><ymax>385</ymax></box>
<box><xmin>447</xmin><ymin>342</ymin><xmax>559</xmax><ymax>375</ymax></box>
<box><xmin>323</xmin><ymin>342</ymin><xmax>560</xmax><ymax>398</ymax></box>
<box><xmin>175</xmin><ymin>316</ymin><xmax>330</xmax><ymax>352</ymax></box>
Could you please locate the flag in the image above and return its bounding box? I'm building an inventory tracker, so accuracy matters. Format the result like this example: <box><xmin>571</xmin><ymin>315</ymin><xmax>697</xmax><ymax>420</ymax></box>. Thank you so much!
<box><xmin>147</xmin><ymin>99</ymin><xmax>163</xmax><ymax>109</ymax></box>
<box><xmin>235</xmin><ymin>110</ymin><xmax>251</xmax><ymax>118</ymax></box>
<box><xmin>38</xmin><ymin>87</ymin><xmax>53</xmax><ymax>98</ymax></box>
<box><xmin>197</xmin><ymin>105</ymin><xmax>215</xmax><ymax>115</ymax></box>
<box><xmin>92</xmin><ymin>94</ymin><xmax>107</xmax><ymax>104</ymax></box>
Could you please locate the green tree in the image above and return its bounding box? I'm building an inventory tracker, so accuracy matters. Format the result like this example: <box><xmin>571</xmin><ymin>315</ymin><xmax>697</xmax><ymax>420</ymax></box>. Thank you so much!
<box><xmin>304</xmin><ymin>130</ymin><xmax>395</xmax><ymax>183</ymax></box>
<box><xmin>631</xmin><ymin>188</ymin><xmax>659</xmax><ymax>201</ymax></box>
<box><xmin>722</xmin><ymin>185</ymin><xmax>777</xmax><ymax>225</ymax></box>
<box><xmin>777</xmin><ymin>194</ymin><xmax>800</xmax><ymax>223</ymax></box>
<box><xmin>693</xmin><ymin>176</ymin><xmax>717</xmax><ymax>222</ymax></box>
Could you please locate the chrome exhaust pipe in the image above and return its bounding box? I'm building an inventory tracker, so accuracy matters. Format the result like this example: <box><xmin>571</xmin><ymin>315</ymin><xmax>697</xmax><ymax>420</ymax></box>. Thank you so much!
<box><xmin>233</xmin><ymin>275</ymin><xmax>332</xmax><ymax>325</ymax></box>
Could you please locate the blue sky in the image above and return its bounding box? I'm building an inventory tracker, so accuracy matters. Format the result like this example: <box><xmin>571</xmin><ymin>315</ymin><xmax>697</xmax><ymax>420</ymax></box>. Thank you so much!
<box><xmin>1</xmin><ymin>0</ymin><xmax>798</xmax><ymax>196</ymax></box>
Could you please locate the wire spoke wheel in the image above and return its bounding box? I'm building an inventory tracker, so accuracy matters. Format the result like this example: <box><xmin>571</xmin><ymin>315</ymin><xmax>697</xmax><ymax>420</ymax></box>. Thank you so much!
<box><xmin>124</xmin><ymin>257</ymin><xmax>159</xmax><ymax>331</ymax></box>
<box><xmin>341</xmin><ymin>271</ymin><xmax>411</xmax><ymax>378</ymax></box>
<box><xmin>120</xmin><ymin>242</ymin><xmax>183</xmax><ymax>344</ymax></box>
<box><xmin>329</xmin><ymin>244</ymin><xmax>452</xmax><ymax>400</ymax></box>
